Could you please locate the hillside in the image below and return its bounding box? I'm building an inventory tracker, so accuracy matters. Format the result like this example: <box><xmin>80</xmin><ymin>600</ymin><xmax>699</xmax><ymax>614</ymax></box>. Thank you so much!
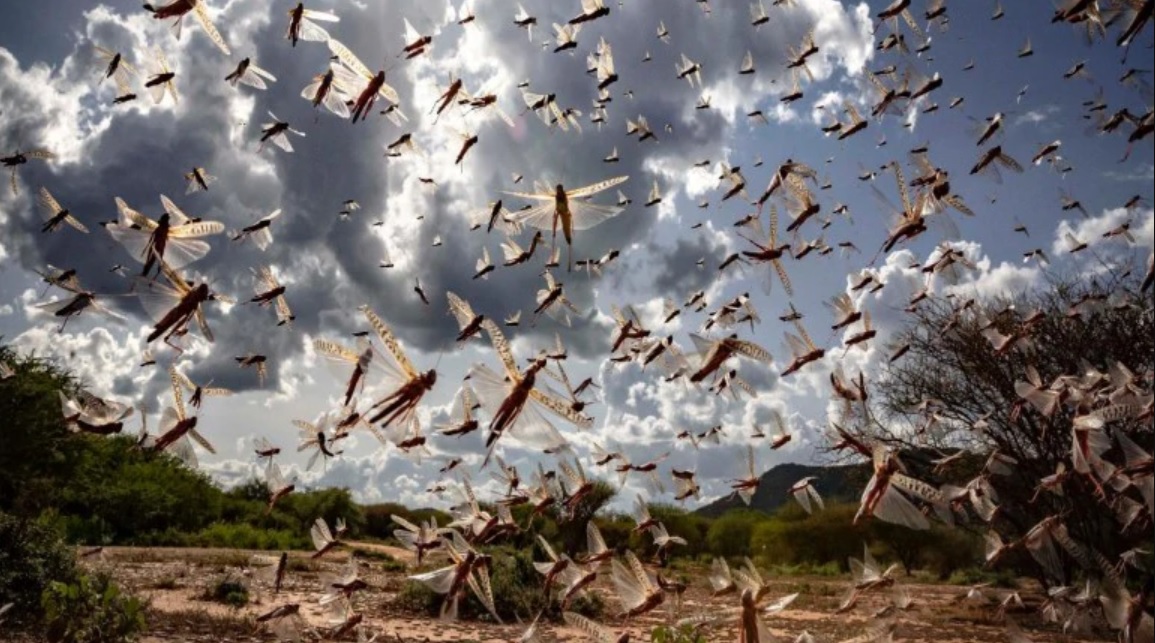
<box><xmin>695</xmin><ymin>460</ymin><xmax>871</xmax><ymax>518</ymax></box>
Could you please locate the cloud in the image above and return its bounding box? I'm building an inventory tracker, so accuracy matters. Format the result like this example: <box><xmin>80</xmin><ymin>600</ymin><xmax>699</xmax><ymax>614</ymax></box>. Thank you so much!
<box><xmin>1102</xmin><ymin>163</ymin><xmax>1155</xmax><ymax>183</ymax></box>
<box><xmin>1013</xmin><ymin>104</ymin><xmax>1060</xmax><ymax>126</ymax></box>
<box><xmin>1052</xmin><ymin>207</ymin><xmax>1154</xmax><ymax>258</ymax></box>
<box><xmin>1</xmin><ymin>0</ymin><xmax>1149</xmax><ymax>512</ymax></box>
<box><xmin>12</xmin><ymin>323</ymin><xmax>153</xmax><ymax>402</ymax></box>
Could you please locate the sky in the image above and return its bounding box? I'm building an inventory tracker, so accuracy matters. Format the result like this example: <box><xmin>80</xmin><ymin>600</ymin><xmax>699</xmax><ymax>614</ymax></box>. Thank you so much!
<box><xmin>0</xmin><ymin>0</ymin><xmax>1151</xmax><ymax>512</ymax></box>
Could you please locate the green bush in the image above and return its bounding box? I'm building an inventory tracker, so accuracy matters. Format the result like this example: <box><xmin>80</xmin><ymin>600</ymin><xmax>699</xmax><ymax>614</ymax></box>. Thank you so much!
<box><xmin>53</xmin><ymin>437</ymin><xmax>225</xmax><ymax>543</ymax></box>
<box><xmin>915</xmin><ymin>527</ymin><xmax>982</xmax><ymax>580</ymax></box>
<box><xmin>948</xmin><ymin>567</ymin><xmax>1018</xmax><ymax>589</ymax></box>
<box><xmin>260</xmin><ymin>486</ymin><xmax>365</xmax><ymax>539</ymax></box>
<box><xmin>592</xmin><ymin>514</ymin><xmax>633</xmax><ymax>554</ymax></box>
<box><xmin>485</xmin><ymin>550</ymin><xmax>541</xmax><ymax>620</ymax></box>
<box><xmin>749</xmin><ymin>519</ymin><xmax>790</xmax><ymax>564</ymax></box>
<box><xmin>553</xmin><ymin>480</ymin><xmax>617</xmax><ymax>555</ymax></box>
<box><xmin>200</xmin><ymin>577</ymin><xmax>249</xmax><ymax>608</ymax></box>
<box><xmin>765</xmin><ymin>561</ymin><xmax>843</xmax><ymax>577</ymax></box>
<box><xmin>566</xmin><ymin>589</ymin><xmax>605</xmax><ymax>620</ymax></box>
<box><xmin>651</xmin><ymin>623</ymin><xmax>709</xmax><ymax>643</ymax></box>
<box><xmin>0</xmin><ymin>343</ymin><xmax>367</xmax><ymax>549</ymax></box>
<box><xmin>394</xmin><ymin>578</ymin><xmax>442</xmax><ymax>617</ymax></box>
<box><xmin>749</xmin><ymin>504</ymin><xmax>869</xmax><ymax>570</ymax></box>
<box><xmin>0</xmin><ymin>511</ymin><xmax>78</xmax><ymax>626</ymax></box>
<box><xmin>707</xmin><ymin>510</ymin><xmax>768</xmax><ymax>559</ymax></box>
<box><xmin>0</xmin><ymin>347</ymin><xmax>84</xmax><ymax>517</ymax></box>
<box><xmin>351</xmin><ymin>547</ymin><xmax>408</xmax><ymax>572</ymax></box>
<box><xmin>395</xmin><ymin>547</ymin><xmax>604</xmax><ymax>623</ymax></box>
<box><xmin>362</xmin><ymin>502</ymin><xmax>452</xmax><ymax>543</ymax></box>
<box><xmin>648</xmin><ymin>505</ymin><xmax>711</xmax><ymax>560</ymax></box>
<box><xmin>41</xmin><ymin>571</ymin><xmax>147</xmax><ymax>643</ymax></box>
<box><xmin>185</xmin><ymin>522</ymin><xmax>306</xmax><ymax>551</ymax></box>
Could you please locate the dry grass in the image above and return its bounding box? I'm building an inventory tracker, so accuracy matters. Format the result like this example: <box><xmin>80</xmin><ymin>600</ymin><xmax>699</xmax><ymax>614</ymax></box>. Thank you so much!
<box><xmin>145</xmin><ymin>606</ymin><xmax>253</xmax><ymax>638</ymax></box>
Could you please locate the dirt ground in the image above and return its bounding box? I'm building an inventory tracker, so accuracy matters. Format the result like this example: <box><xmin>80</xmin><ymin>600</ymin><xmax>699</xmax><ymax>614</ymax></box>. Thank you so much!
<box><xmin>64</xmin><ymin>544</ymin><xmax>1115</xmax><ymax>643</ymax></box>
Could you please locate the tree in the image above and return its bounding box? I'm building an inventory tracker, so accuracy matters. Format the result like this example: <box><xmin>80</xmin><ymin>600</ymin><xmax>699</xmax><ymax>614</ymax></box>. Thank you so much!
<box><xmin>0</xmin><ymin>345</ymin><xmax>83</xmax><ymax>516</ymax></box>
<box><xmin>648</xmin><ymin>503</ymin><xmax>710</xmax><ymax>560</ymax></box>
<box><xmin>835</xmin><ymin>274</ymin><xmax>1153</xmax><ymax>590</ymax></box>
<box><xmin>873</xmin><ymin>521</ymin><xmax>978</xmax><ymax>577</ymax></box>
<box><xmin>706</xmin><ymin>510</ymin><xmax>767</xmax><ymax>559</ymax></box>
<box><xmin>362</xmin><ymin>502</ymin><xmax>451</xmax><ymax>542</ymax></box>
<box><xmin>770</xmin><ymin>504</ymin><xmax>871</xmax><ymax>571</ymax></box>
<box><xmin>0</xmin><ymin>511</ymin><xmax>78</xmax><ymax>624</ymax></box>
<box><xmin>556</xmin><ymin>479</ymin><xmax>617</xmax><ymax>556</ymax></box>
<box><xmin>278</xmin><ymin>486</ymin><xmax>366</xmax><ymax>539</ymax></box>
<box><xmin>54</xmin><ymin>435</ymin><xmax>224</xmax><ymax>543</ymax></box>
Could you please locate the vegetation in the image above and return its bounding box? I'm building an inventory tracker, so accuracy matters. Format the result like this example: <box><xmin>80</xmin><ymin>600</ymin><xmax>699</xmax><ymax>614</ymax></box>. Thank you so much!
<box><xmin>199</xmin><ymin>577</ymin><xmax>249</xmax><ymax>608</ymax></box>
<box><xmin>1</xmin><ymin>346</ymin><xmax>367</xmax><ymax>551</ymax></box>
<box><xmin>396</xmin><ymin>546</ymin><xmax>604</xmax><ymax>623</ymax></box>
<box><xmin>15</xmin><ymin>318</ymin><xmax>1118</xmax><ymax>627</ymax></box>
<box><xmin>1</xmin><ymin>510</ymin><xmax>145</xmax><ymax>641</ymax></box>
<box><xmin>41</xmin><ymin>571</ymin><xmax>147</xmax><ymax>643</ymax></box>
<box><xmin>0</xmin><ymin>346</ymin><xmax>85</xmax><ymax>517</ymax></box>
<box><xmin>947</xmin><ymin>567</ymin><xmax>1018</xmax><ymax>589</ymax></box>
<box><xmin>0</xmin><ymin>511</ymin><xmax>79</xmax><ymax>625</ymax></box>
<box><xmin>0</xmin><ymin>343</ymin><xmax>989</xmax><ymax>578</ymax></box>
<box><xmin>350</xmin><ymin>546</ymin><xmax>408</xmax><ymax>572</ymax></box>
<box><xmin>837</xmin><ymin>275</ymin><xmax>1154</xmax><ymax>587</ymax></box>
<box><xmin>363</xmin><ymin>501</ymin><xmax>451</xmax><ymax>542</ymax></box>
<box><xmin>651</xmin><ymin>623</ymin><xmax>709</xmax><ymax>643</ymax></box>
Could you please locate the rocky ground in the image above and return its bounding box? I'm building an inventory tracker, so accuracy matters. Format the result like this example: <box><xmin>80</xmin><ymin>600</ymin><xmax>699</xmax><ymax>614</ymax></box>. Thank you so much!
<box><xmin>58</xmin><ymin>545</ymin><xmax>1114</xmax><ymax>643</ymax></box>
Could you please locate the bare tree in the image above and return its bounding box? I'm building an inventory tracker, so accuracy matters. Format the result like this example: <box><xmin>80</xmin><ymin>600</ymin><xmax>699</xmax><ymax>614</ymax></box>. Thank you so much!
<box><xmin>830</xmin><ymin>273</ymin><xmax>1152</xmax><ymax>621</ymax></box>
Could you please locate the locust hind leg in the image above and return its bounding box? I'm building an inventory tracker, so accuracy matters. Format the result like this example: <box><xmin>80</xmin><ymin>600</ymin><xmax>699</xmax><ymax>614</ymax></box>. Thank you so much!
<box><xmin>164</xmin><ymin>329</ymin><xmax>186</xmax><ymax>356</ymax></box>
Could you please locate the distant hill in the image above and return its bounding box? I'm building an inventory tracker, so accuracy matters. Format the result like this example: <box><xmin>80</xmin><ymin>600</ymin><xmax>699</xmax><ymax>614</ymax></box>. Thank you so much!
<box><xmin>695</xmin><ymin>460</ymin><xmax>872</xmax><ymax>518</ymax></box>
<box><xmin>694</xmin><ymin>446</ymin><xmax>983</xmax><ymax>518</ymax></box>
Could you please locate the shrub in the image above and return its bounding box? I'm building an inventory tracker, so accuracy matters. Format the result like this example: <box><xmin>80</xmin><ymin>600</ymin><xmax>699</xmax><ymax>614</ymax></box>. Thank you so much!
<box><xmin>651</xmin><ymin>623</ymin><xmax>709</xmax><ymax>643</ymax></box>
<box><xmin>566</xmin><ymin>590</ymin><xmax>605</xmax><ymax>620</ymax></box>
<box><xmin>200</xmin><ymin>577</ymin><xmax>249</xmax><ymax>608</ymax></box>
<box><xmin>0</xmin><ymin>511</ymin><xmax>78</xmax><ymax>627</ymax></box>
<box><xmin>394</xmin><ymin>578</ymin><xmax>442</xmax><ymax>618</ymax></box>
<box><xmin>186</xmin><ymin>522</ymin><xmax>306</xmax><ymax>551</ymax></box>
<box><xmin>286</xmin><ymin>557</ymin><xmax>320</xmax><ymax>573</ymax></box>
<box><xmin>273</xmin><ymin>487</ymin><xmax>366</xmax><ymax>540</ymax></box>
<box><xmin>869</xmin><ymin>276</ymin><xmax>1153</xmax><ymax>586</ymax></box>
<box><xmin>486</xmin><ymin>547</ymin><xmax>547</xmax><ymax>620</ymax></box>
<box><xmin>553</xmin><ymin>480</ymin><xmax>617</xmax><ymax>555</ymax></box>
<box><xmin>395</xmin><ymin>547</ymin><xmax>604</xmax><ymax>623</ymax></box>
<box><xmin>0</xmin><ymin>347</ymin><xmax>83</xmax><ymax>517</ymax></box>
<box><xmin>362</xmin><ymin>502</ymin><xmax>452</xmax><ymax>543</ymax></box>
<box><xmin>948</xmin><ymin>567</ymin><xmax>1018</xmax><ymax>589</ymax></box>
<box><xmin>143</xmin><ymin>606</ymin><xmax>251</xmax><ymax>638</ymax></box>
<box><xmin>592</xmin><ymin>514</ymin><xmax>633</xmax><ymax>553</ymax></box>
<box><xmin>41</xmin><ymin>571</ymin><xmax>147</xmax><ymax>643</ymax></box>
<box><xmin>706</xmin><ymin>511</ymin><xmax>767</xmax><ymax>559</ymax></box>
<box><xmin>648</xmin><ymin>505</ymin><xmax>711</xmax><ymax>560</ymax></box>
<box><xmin>381</xmin><ymin>558</ymin><xmax>408</xmax><ymax>573</ymax></box>
<box><xmin>917</xmin><ymin>527</ymin><xmax>982</xmax><ymax>580</ymax></box>
<box><xmin>54</xmin><ymin>436</ymin><xmax>225</xmax><ymax>543</ymax></box>
<box><xmin>350</xmin><ymin>548</ymin><xmax>408</xmax><ymax>572</ymax></box>
<box><xmin>749</xmin><ymin>504</ymin><xmax>869</xmax><ymax>570</ymax></box>
<box><xmin>765</xmin><ymin>561</ymin><xmax>843</xmax><ymax>577</ymax></box>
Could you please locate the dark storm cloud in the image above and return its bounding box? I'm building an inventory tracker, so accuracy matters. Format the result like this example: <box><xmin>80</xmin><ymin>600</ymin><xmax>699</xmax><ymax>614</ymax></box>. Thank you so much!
<box><xmin>2</xmin><ymin>0</ymin><xmax>862</xmax><ymax>397</ymax></box>
<box><xmin>0</xmin><ymin>1</ymin><xmax>885</xmax><ymax>508</ymax></box>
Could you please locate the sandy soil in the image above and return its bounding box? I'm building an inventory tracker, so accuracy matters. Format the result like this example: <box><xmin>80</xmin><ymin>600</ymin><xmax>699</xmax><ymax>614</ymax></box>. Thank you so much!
<box><xmin>64</xmin><ymin>546</ymin><xmax>1114</xmax><ymax>643</ymax></box>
